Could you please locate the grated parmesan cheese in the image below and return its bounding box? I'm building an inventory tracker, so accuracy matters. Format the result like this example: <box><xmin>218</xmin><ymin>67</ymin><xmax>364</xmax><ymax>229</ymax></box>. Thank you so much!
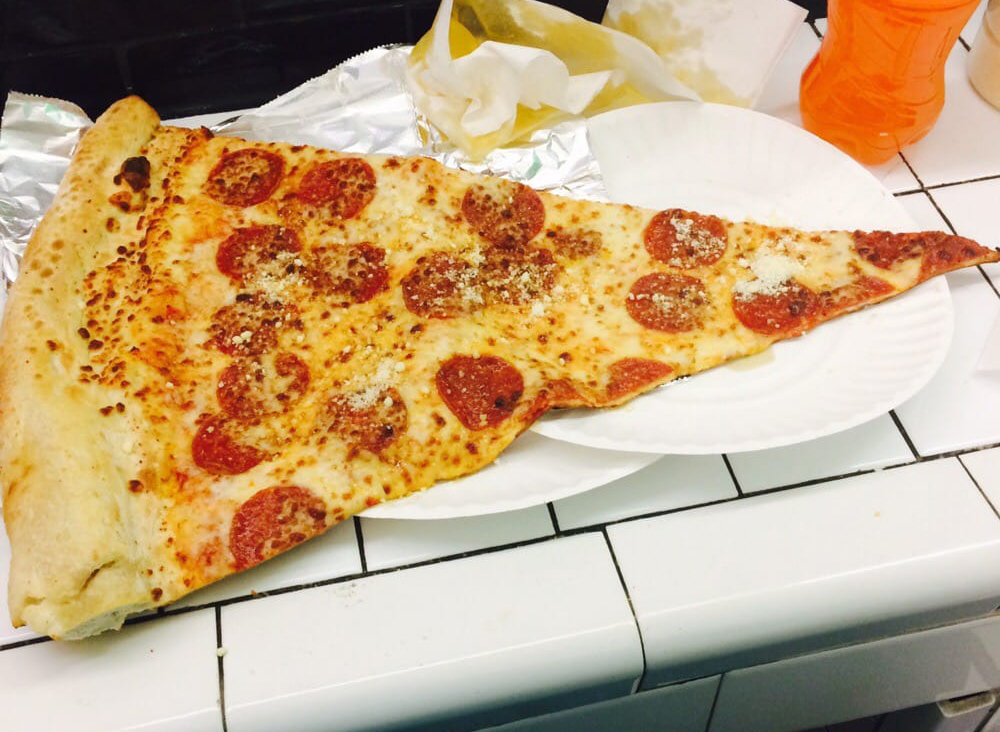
<box><xmin>733</xmin><ymin>244</ymin><xmax>805</xmax><ymax>298</ymax></box>
<box><xmin>345</xmin><ymin>358</ymin><xmax>399</xmax><ymax>409</ymax></box>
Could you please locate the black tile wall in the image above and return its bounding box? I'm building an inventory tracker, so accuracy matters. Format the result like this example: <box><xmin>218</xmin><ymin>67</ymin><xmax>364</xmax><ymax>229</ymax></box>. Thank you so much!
<box><xmin>1</xmin><ymin>0</ymin><xmax>828</xmax><ymax>121</ymax></box>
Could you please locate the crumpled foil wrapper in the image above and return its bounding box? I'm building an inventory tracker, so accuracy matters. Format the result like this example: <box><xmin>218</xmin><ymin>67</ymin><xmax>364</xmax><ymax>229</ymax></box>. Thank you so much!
<box><xmin>0</xmin><ymin>92</ymin><xmax>92</xmax><ymax>315</ymax></box>
<box><xmin>0</xmin><ymin>45</ymin><xmax>608</xmax><ymax>318</ymax></box>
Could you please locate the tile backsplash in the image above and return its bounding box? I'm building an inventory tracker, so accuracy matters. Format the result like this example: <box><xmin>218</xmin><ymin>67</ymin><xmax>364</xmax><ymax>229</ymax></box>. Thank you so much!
<box><xmin>1</xmin><ymin>0</ymin><xmax>827</xmax><ymax>120</ymax></box>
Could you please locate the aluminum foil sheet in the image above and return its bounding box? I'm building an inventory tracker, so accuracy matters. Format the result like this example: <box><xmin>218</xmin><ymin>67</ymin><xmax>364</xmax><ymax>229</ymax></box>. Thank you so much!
<box><xmin>0</xmin><ymin>92</ymin><xmax>93</xmax><ymax>315</ymax></box>
<box><xmin>0</xmin><ymin>45</ymin><xmax>608</xmax><ymax>318</ymax></box>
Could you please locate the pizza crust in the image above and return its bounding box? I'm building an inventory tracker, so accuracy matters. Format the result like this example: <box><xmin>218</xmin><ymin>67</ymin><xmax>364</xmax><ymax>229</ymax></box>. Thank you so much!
<box><xmin>0</xmin><ymin>97</ymin><xmax>167</xmax><ymax>638</ymax></box>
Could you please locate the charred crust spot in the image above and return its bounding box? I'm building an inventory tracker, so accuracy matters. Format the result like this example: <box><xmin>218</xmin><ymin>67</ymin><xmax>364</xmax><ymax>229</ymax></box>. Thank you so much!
<box><xmin>120</xmin><ymin>156</ymin><xmax>151</xmax><ymax>192</ymax></box>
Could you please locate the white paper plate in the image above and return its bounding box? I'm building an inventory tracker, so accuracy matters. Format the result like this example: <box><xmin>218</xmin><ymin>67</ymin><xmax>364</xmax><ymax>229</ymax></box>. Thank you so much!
<box><xmin>362</xmin><ymin>432</ymin><xmax>659</xmax><ymax>519</ymax></box>
<box><xmin>532</xmin><ymin>101</ymin><xmax>953</xmax><ymax>454</ymax></box>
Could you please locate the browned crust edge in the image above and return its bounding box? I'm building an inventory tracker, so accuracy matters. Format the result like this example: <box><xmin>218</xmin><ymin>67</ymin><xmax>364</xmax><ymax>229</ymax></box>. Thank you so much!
<box><xmin>0</xmin><ymin>97</ymin><xmax>163</xmax><ymax>638</ymax></box>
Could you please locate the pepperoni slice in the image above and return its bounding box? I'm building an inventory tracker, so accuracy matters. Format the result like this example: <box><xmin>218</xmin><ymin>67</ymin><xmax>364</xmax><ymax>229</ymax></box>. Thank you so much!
<box><xmin>545</xmin><ymin>227</ymin><xmax>602</xmax><ymax>259</ymax></box>
<box><xmin>645</xmin><ymin>209</ymin><xmax>728</xmax><ymax>268</ymax></box>
<box><xmin>436</xmin><ymin>355</ymin><xmax>524</xmax><ymax>430</ymax></box>
<box><xmin>323</xmin><ymin>387</ymin><xmax>408</xmax><ymax>454</ymax></box>
<box><xmin>216</xmin><ymin>225</ymin><xmax>301</xmax><ymax>282</ymax></box>
<box><xmin>462</xmin><ymin>182</ymin><xmax>545</xmax><ymax>248</ymax></box>
<box><xmin>229</xmin><ymin>485</ymin><xmax>327</xmax><ymax>570</ymax></box>
<box><xmin>207</xmin><ymin>296</ymin><xmax>299</xmax><ymax>356</ymax></box>
<box><xmin>217</xmin><ymin>352</ymin><xmax>311</xmax><ymax>420</ymax></box>
<box><xmin>401</xmin><ymin>251</ymin><xmax>481</xmax><ymax>319</ymax></box>
<box><xmin>192</xmin><ymin>416</ymin><xmax>267</xmax><ymax>475</ymax></box>
<box><xmin>204</xmin><ymin>149</ymin><xmax>284</xmax><ymax>207</ymax></box>
<box><xmin>303</xmin><ymin>243</ymin><xmax>389</xmax><ymax>306</ymax></box>
<box><xmin>732</xmin><ymin>280</ymin><xmax>820</xmax><ymax>335</ymax></box>
<box><xmin>626</xmin><ymin>273</ymin><xmax>709</xmax><ymax>332</ymax></box>
<box><xmin>606</xmin><ymin>358</ymin><xmax>673</xmax><ymax>401</ymax></box>
<box><xmin>481</xmin><ymin>245</ymin><xmax>559</xmax><ymax>305</ymax></box>
<box><xmin>297</xmin><ymin>158</ymin><xmax>377</xmax><ymax>219</ymax></box>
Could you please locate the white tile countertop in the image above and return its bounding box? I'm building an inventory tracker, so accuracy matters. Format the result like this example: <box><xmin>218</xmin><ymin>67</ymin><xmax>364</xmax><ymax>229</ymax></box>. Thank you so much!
<box><xmin>3</xmin><ymin>7</ymin><xmax>1000</xmax><ymax>732</ymax></box>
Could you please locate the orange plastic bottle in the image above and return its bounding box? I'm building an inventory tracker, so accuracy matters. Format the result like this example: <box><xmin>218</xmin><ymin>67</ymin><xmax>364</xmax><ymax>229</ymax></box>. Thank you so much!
<box><xmin>800</xmin><ymin>0</ymin><xmax>981</xmax><ymax>165</ymax></box>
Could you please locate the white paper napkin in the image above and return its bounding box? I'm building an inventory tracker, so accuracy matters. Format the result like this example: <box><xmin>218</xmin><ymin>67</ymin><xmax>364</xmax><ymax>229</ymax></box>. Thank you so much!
<box><xmin>603</xmin><ymin>0</ymin><xmax>808</xmax><ymax>107</ymax></box>
<box><xmin>406</xmin><ymin>0</ymin><xmax>806</xmax><ymax>157</ymax></box>
<box><xmin>406</xmin><ymin>0</ymin><xmax>698</xmax><ymax>158</ymax></box>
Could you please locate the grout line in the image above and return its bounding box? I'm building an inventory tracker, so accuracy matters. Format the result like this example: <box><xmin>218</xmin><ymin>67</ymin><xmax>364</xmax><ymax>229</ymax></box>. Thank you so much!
<box><xmin>215</xmin><ymin>606</ymin><xmax>229</xmax><ymax>732</ymax></box>
<box><xmin>600</xmin><ymin>529</ymin><xmax>648</xmax><ymax>693</ymax></box>
<box><xmin>150</xmin><ymin>534</ymin><xmax>567</xmax><ymax>618</ymax></box>
<box><xmin>6</xmin><ymin>443</ymin><xmax>1000</xmax><ymax>652</ymax></box>
<box><xmin>897</xmin><ymin>151</ymin><xmax>927</xmax><ymax>190</ymax></box>
<box><xmin>0</xmin><ymin>635</ymin><xmax>51</xmax><ymax>653</ymax></box>
<box><xmin>547</xmin><ymin>502</ymin><xmax>562</xmax><ymax>535</ymax></box>
<box><xmin>971</xmin><ymin>693</ymin><xmax>1000</xmax><ymax>732</ymax></box>
<box><xmin>925</xmin><ymin>172</ymin><xmax>1000</xmax><ymax>190</ymax></box>
<box><xmin>957</xmin><ymin>454</ymin><xmax>1000</xmax><ymax>522</ymax></box>
<box><xmin>889</xmin><ymin>410</ymin><xmax>922</xmax><ymax>460</ymax></box>
<box><xmin>741</xmin><ymin>468</ymin><xmax>877</xmax><ymax>497</ymax></box>
<box><xmin>922</xmin><ymin>188</ymin><xmax>960</xmax><ymax>235</ymax></box>
<box><xmin>908</xmin><ymin>439</ymin><xmax>1000</xmax><ymax>463</ymax></box>
<box><xmin>702</xmin><ymin>673</ymin><xmax>726</xmax><ymax>732</ymax></box>
<box><xmin>353</xmin><ymin>516</ymin><xmax>368</xmax><ymax>574</ymax></box>
<box><xmin>561</xmin><ymin>495</ymin><xmax>742</xmax><ymax>534</ymax></box>
<box><xmin>977</xmin><ymin>264</ymin><xmax>1000</xmax><ymax>299</ymax></box>
<box><xmin>721</xmin><ymin>454</ymin><xmax>744</xmax><ymax>497</ymax></box>
<box><xmin>912</xmin><ymin>187</ymin><xmax>1000</xmax><ymax>296</ymax></box>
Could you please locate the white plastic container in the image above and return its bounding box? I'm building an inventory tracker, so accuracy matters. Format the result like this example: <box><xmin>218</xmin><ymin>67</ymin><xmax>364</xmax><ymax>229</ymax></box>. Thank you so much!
<box><xmin>969</xmin><ymin>0</ymin><xmax>1000</xmax><ymax>109</ymax></box>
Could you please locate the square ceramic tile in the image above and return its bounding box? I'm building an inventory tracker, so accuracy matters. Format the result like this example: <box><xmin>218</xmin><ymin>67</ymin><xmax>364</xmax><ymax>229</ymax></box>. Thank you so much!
<box><xmin>929</xmin><ymin>177</ymin><xmax>1000</xmax><ymax>249</ymax></box>
<box><xmin>983</xmin><ymin>700</ymin><xmax>1000</xmax><ymax>732</ymax></box>
<box><xmin>608</xmin><ymin>458</ymin><xmax>1000</xmax><ymax>688</ymax></box>
<box><xmin>483</xmin><ymin>675</ymin><xmax>720</xmax><ymax>732</ymax></box>
<box><xmin>708</xmin><ymin>614</ymin><xmax>1000</xmax><ymax>732</ymax></box>
<box><xmin>0</xmin><ymin>609</ymin><xmax>220</xmax><ymax>732</ymax></box>
<box><xmin>901</xmin><ymin>43</ymin><xmax>1000</xmax><ymax>187</ymax></box>
<box><xmin>896</xmin><ymin>189</ymin><xmax>951</xmax><ymax>230</ymax></box>
<box><xmin>222</xmin><ymin>534</ymin><xmax>643</xmax><ymax>732</ymax></box>
<box><xmin>960</xmin><ymin>446</ymin><xmax>1000</xmax><ymax>513</ymax></box>
<box><xmin>552</xmin><ymin>455</ymin><xmax>737</xmax><ymax>531</ymax></box>
<box><xmin>727</xmin><ymin>414</ymin><xmax>913</xmax><ymax>494</ymax></box>
<box><xmin>755</xmin><ymin>22</ymin><xmax>820</xmax><ymax>125</ymax></box>
<box><xmin>893</xmin><ymin>268</ymin><xmax>1000</xmax><ymax>454</ymax></box>
<box><xmin>891</xmin><ymin>190</ymin><xmax>1000</xmax><ymax>452</ymax></box>
<box><xmin>360</xmin><ymin>506</ymin><xmax>554</xmax><ymax>571</ymax></box>
<box><xmin>170</xmin><ymin>518</ymin><xmax>361</xmax><ymax>609</ymax></box>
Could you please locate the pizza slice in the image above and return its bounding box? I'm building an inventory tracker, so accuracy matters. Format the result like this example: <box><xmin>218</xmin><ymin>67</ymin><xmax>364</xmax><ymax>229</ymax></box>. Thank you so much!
<box><xmin>1</xmin><ymin>96</ymin><xmax>996</xmax><ymax>639</ymax></box>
